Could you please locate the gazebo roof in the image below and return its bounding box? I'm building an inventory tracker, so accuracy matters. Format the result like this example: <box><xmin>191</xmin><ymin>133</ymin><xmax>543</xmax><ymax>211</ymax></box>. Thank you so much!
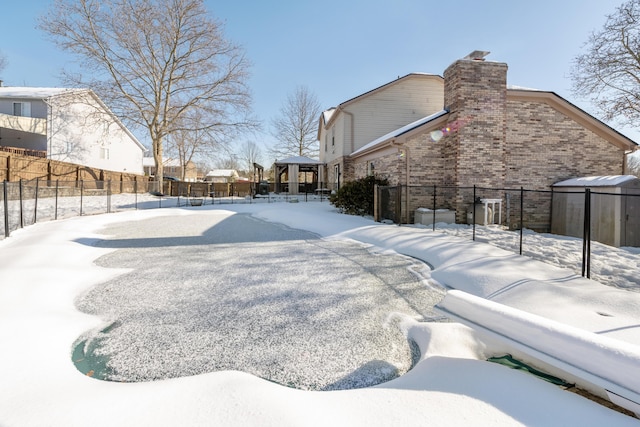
<box><xmin>274</xmin><ymin>155</ymin><xmax>322</xmax><ymax>165</ymax></box>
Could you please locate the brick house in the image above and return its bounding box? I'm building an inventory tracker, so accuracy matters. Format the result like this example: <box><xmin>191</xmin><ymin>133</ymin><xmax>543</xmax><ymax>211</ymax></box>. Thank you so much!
<box><xmin>319</xmin><ymin>51</ymin><xmax>637</xmax><ymax>226</ymax></box>
<box><xmin>318</xmin><ymin>73</ymin><xmax>444</xmax><ymax>190</ymax></box>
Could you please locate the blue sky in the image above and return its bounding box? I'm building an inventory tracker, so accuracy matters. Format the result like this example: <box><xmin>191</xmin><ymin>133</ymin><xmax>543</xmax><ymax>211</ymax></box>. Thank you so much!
<box><xmin>0</xmin><ymin>0</ymin><xmax>634</xmax><ymax>154</ymax></box>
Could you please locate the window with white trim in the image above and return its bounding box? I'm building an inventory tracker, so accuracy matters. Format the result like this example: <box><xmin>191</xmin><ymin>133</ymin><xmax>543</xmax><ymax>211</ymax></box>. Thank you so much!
<box><xmin>13</xmin><ymin>102</ymin><xmax>31</xmax><ymax>117</ymax></box>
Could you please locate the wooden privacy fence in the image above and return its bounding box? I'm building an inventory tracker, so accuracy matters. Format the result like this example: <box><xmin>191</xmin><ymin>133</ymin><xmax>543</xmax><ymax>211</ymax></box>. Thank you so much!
<box><xmin>0</xmin><ymin>151</ymin><xmax>143</xmax><ymax>184</ymax></box>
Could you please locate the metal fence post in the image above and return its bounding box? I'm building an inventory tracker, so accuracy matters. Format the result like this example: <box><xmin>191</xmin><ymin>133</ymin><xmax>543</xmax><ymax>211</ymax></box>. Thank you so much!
<box><xmin>432</xmin><ymin>185</ymin><xmax>437</xmax><ymax>231</ymax></box>
<box><xmin>80</xmin><ymin>180</ymin><xmax>84</xmax><ymax>216</ymax></box>
<box><xmin>55</xmin><ymin>180</ymin><xmax>59</xmax><ymax>220</ymax></box>
<box><xmin>519</xmin><ymin>187</ymin><xmax>524</xmax><ymax>255</ymax></box>
<box><xmin>395</xmin><ymin>185</ymin><xmax>402</xmax><ymax>225</ymax></box>
<box><xmin>582</xmin><ymin>188</ymin><xmax>591</xmax><ymax>278</ymax></box>
<box><xmin>34</xmin><ymin>178</ymin><xmax>39</xmax><ymax>224</ymax></box>
<box><xmin>3</xmin><ymin>180</ymin><xmax>9</xmax><ymax>238</ymax></box>
<box><xmin>107</xmin><ymin>180</ymin><xmax>112</xmax><ymax>214</ymax></box>
<box><xmin>19</xmin><ymin>179</ymin><xmax>24</xmax><ymax>229</ymax></box>
<box><xmin>472</xmin><ymin>185</ymin><xmax>476</xmax><ymax>241</ymax></box>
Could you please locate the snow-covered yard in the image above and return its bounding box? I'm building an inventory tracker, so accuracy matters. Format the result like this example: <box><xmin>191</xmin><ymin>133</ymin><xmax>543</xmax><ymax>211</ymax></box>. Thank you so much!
<box><xmin>1</xmin><ymin>200</ymin><xmax>640</xmax><ymax>426</ymax></box>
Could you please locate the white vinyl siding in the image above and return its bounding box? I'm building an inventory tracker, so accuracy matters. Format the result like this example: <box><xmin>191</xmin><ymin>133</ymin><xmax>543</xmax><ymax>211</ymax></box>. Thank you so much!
<box><xmin>345</xmin><ymin>77</ymin><xmax>444</xmax><ymax>152</ymax></box>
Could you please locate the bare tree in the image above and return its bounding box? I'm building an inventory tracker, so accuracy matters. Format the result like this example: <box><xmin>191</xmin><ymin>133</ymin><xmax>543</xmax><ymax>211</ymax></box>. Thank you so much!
<box><xmin>571</xmin><ymin>0</ymin><xmax>640</xmax><ymax>127</ymax></box>
<box><xmin>270</xmin><ymin>86</ymin><xmax>322</xmax><ymax>160</ymax></box>
<box><xmin>629</xmin><ymin>152</ymin><xmax>640</xmax><ymax>176</ymax></box>
<box><xmin>0</xmin><ymin>51</ymin><xmax>7</xmax><ymax>75</ymax></box>
<box><xmin>39</xmin><ymin>0</ymin><xmax>255</xmax><ymax>183</ymax></box>
<box><xmin>238</xmin><ymin>140</ymin><xmax>262</xmax><ymax>174</ymax></box>
<box><xmin>164</xmin><ymin>108</ymin><xmax>234</xmax><ymax>180</ymax></box>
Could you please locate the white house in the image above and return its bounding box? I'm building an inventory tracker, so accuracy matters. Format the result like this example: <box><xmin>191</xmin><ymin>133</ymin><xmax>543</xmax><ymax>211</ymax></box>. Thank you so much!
<box><xmin>0</xmin><ymin>87</ymin><xmax>145</xmax><ymax>174</ymax></box>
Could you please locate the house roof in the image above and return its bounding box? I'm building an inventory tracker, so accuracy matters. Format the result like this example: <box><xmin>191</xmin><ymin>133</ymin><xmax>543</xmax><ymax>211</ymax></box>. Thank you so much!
<box><xmin>553</xmin><ymin>175</ymin><xmax>639</xmax><ymax>187</ymax></box>
<box><xmin>0</xmin><ymin>87</ymin><xmax>84</xmax><ymax>98</ymax></box>
<box><xmin>274</xmin><ymin>155</ymin><xmax>322</xmax><ymax>165</ymax></box>
<box><xmin>351</xmin><ymin>88</ymin><xmax>637</xmax><ymax>160</ymax></box>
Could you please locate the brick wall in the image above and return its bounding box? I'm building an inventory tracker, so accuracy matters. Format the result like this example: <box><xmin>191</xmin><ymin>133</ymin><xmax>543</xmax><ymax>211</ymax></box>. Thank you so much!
<box><xmin>505</xmin><ymin>99</ymin><xmax>626</xmax><ymax>190</ymax></box>
<box><xmin>443</xmin><ymin>59</ymin><xmax>508</xmax><ymax>190</ymax></box>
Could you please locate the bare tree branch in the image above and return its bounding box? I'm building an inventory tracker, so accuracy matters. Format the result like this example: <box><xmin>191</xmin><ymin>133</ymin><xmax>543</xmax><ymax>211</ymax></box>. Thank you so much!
<box><xmin>38</xmin><ymin>0</ymin><xmax>256</xmax><ymax>182</ymax></box>
<box><xmin>269</xmin><ymin>86</ymin><xmax>322</xmax><ymax>160</ymax></box>
<box><xmin>571</xmin><ymin>0</ymin><xmax>640</xmax><ymax>127</ymax></box>
<box><xmin>0</xmin><ymin>50</ymin><xmax>7</xmax><ymax>75</ymax></box>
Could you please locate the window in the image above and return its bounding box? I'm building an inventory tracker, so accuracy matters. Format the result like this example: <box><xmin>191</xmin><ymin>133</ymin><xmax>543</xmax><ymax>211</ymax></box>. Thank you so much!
<box><xmin>13</xmin><ymin>102</ymin><xmax>31</xmax><ymax>117</ymax></box>
<box><xmin>367</xmin><ymin>161</ymin><xmax>375</xmax><ymax>176</ymax></box>
<box><xmin>100</xmin><ymin>147</ymin><xmax>110</xmax><ymax>160</ymax></box>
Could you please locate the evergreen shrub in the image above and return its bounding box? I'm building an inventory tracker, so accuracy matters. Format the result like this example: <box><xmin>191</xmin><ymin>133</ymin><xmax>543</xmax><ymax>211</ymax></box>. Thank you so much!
<box><xmin>329</xmin><ymin>175</ymin><xmax>389</xmax><ymax>216</ymax></box>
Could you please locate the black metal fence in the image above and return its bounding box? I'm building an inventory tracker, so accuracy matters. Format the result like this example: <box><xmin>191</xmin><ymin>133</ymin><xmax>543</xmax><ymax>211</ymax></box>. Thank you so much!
<box><xmin>1</xmin><ymin>179</ymin><xmax>334</xmax><ymax>240</ymax></box>
<box><xmin>376</xmin><ymin>184</ymin><xmax>640</xmax><ymax>288</ymax></box>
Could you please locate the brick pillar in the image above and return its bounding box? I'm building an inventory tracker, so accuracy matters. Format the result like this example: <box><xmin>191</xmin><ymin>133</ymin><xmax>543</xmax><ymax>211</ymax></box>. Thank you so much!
<box><xmin>443</xmin><ymin>55</ymin><xmax>508</xmax><ymax>222</ymax></box>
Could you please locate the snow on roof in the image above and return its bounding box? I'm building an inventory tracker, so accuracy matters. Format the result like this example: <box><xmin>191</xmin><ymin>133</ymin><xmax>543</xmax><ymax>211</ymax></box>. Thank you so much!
<box><xmin>206</xmin><ymin>169</ymin><xmax>239</xmax><ymax>177</ymax></box>
<box><xmin>352</xmin><ymin>110</ymin><xmax>449</xmax><ymax>155</ymax></box>
<box><xmin>275</xmin><ymin>156</ymin><xmax>322</xmax><ymax>165</ymax></box>
<box><xmin>507</xmin><ymin>84</ymin><xmax>542</xmax><ymax>91</ymax></box>
<box><xmin>322</xmin><ymin>109</ymin><xmax>335</xmax><ymax>123</ymax></box>
<box><xmin>553</xmin><ymin>175</ymin><xmax>639</xmax><ymax>187</ymax></box>
<box><xmin>0</xmin><ymin>87</ymin><xmax>85</xmax><ymax>98</ymax></box>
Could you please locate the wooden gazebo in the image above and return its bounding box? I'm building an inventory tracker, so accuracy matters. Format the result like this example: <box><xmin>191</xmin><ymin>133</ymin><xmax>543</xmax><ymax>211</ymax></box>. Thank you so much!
<box><xmin>273</xmin><ymin>156</ymin><xmax>324</xmax><ymax>195</ymax></box>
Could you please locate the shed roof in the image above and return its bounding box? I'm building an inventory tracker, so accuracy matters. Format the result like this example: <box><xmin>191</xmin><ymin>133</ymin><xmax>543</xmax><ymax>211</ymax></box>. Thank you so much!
<box><xmin>553</xmin><ymin>175</ymin><xmax>639</xmax><ymax>187</ymax></box>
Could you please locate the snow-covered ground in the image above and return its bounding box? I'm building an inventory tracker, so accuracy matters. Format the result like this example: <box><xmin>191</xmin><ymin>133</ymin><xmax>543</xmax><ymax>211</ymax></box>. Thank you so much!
<box><xmin>1</xmin><ymin>199</ymin><xmax>640</xmax><ymax>426</ymax></box>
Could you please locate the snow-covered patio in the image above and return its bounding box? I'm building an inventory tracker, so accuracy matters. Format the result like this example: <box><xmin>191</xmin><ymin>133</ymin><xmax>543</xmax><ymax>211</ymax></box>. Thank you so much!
<box><xmin>1</xmin><ymin>201</ymin><xmax>640</xmax><ymax>426</ymax></box>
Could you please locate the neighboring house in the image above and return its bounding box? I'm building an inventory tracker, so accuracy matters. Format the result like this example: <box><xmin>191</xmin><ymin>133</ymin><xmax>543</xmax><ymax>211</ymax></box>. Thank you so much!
<box><xmin>0</xmin><ymin>86</ymin><xmax>145</xmax><ymax>174</ymax></box>
<box><xmin>203</xmin><ymin>169</ymin><xmax>239</xmax><ymax>183</ymax></box>
<box><xmin>318</xmin><ymin>51</ymin><xmax>638</xmax><ymax>225</ymax></box>
<box><xmin>318</xmin><ymin>73</ymin><xmax>444</xmax><ymax>190</ymax></box>
<box><xmin>143</xmin><ymin>157</ymin><xmax>198</xmax><ymax>181</ymax></box>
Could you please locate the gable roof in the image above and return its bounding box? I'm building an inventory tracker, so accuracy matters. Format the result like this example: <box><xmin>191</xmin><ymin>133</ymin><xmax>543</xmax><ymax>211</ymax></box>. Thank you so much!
<box><xmin>320</xmin><ymin>73</ymin><xmax>444</xmax><ymax>131</ymax></box>
<box><xmin>507</xmin><ymin>88</ymin><xmax>637</xmax><ymax>151</ymax></box>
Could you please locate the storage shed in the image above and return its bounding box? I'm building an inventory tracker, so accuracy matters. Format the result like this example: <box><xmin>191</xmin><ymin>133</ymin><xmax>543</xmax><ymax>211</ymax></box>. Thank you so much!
<box><xmin>551</xmin><ymin>175</ymin><xmax>640</xmax><ymax>247</ymax></box>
